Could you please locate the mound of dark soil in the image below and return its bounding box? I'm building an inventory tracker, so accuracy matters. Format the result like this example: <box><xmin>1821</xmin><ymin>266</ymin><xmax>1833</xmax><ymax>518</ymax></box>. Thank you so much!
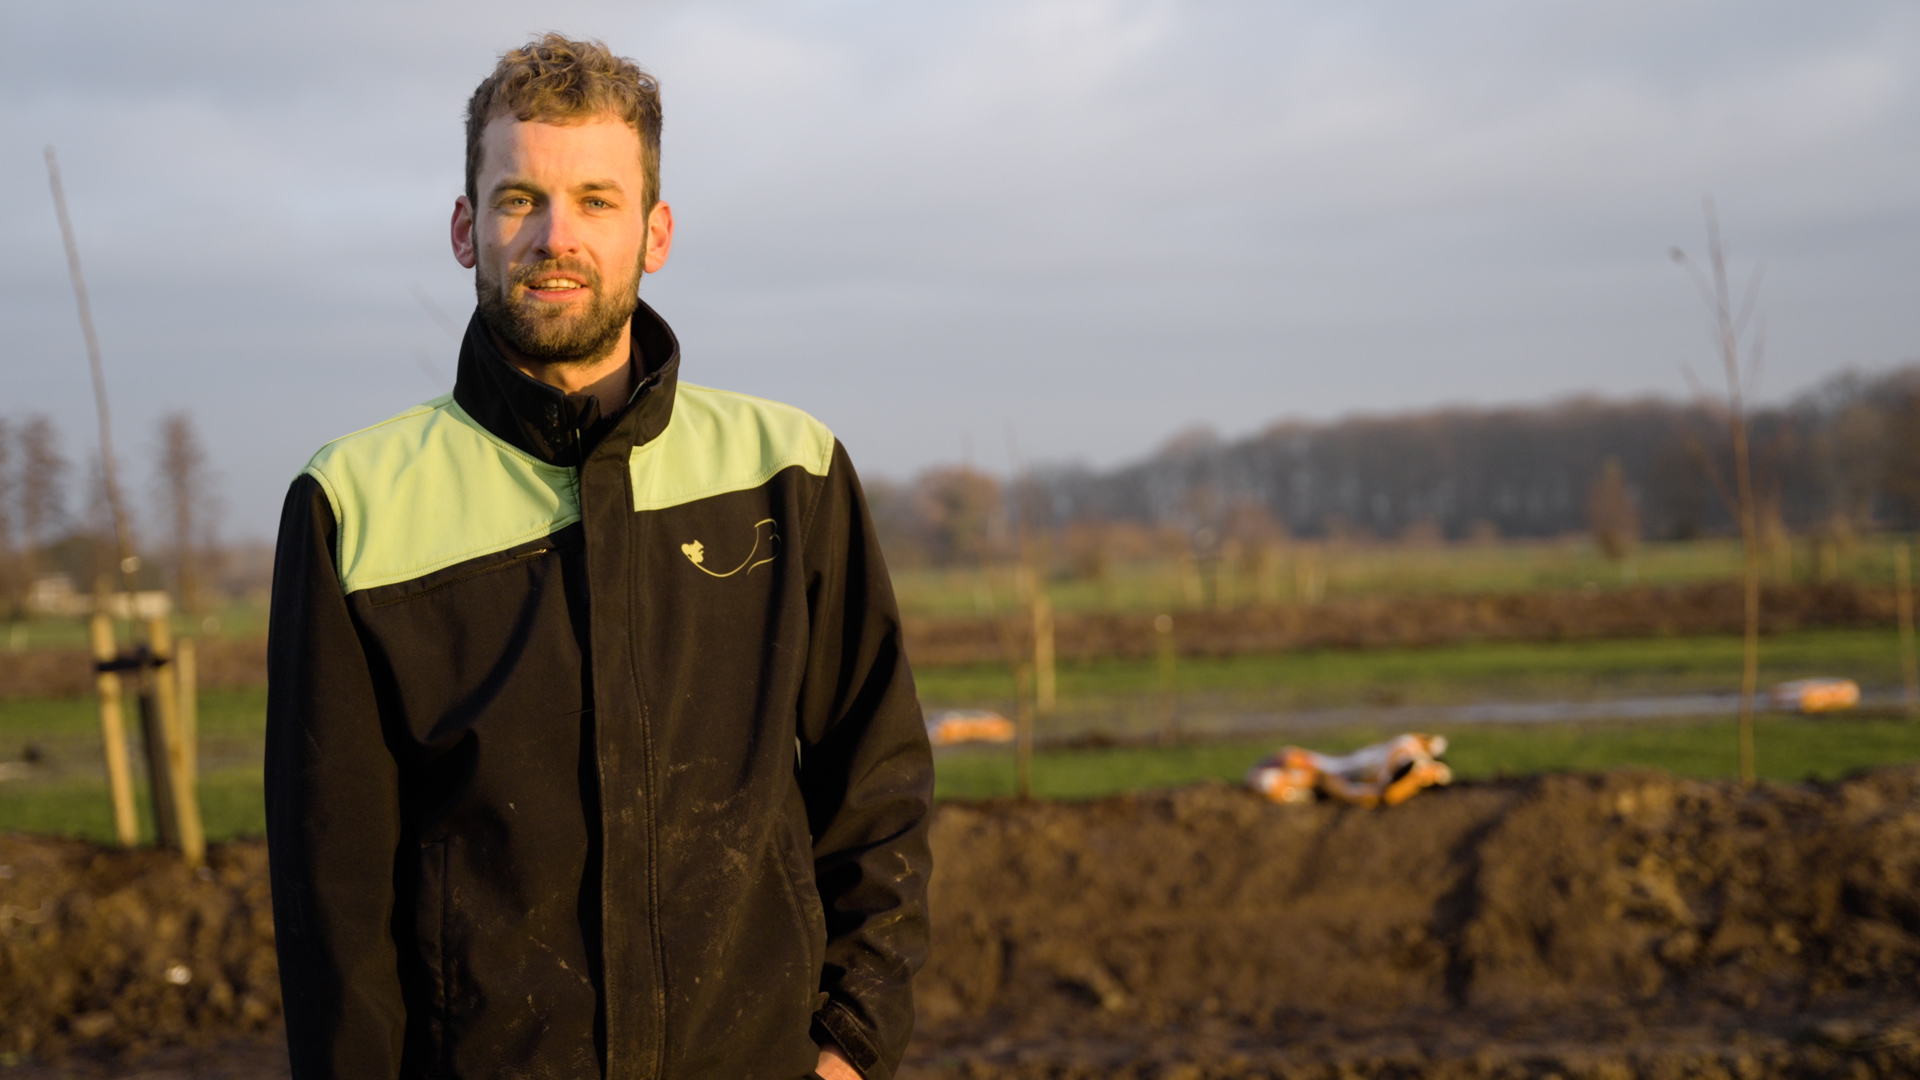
<box><xmin>0</xmin><ymin>838</ymin><xmax>276</xmax><ymax>1062</ymax></box>
<box><xmin>6</xmin><ymin>766</ymin><xmax>1920</xmax><ymax>1077</ymax></box>
<box><xmin>912</xmin><ymin>767</ymin><xmax>1920</xmax><ymax>1077</ymax></box>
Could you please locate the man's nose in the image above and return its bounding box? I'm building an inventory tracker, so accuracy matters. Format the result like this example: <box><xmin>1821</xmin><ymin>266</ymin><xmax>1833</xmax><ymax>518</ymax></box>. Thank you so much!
<box><xmin>533</xmin><ymin>203</ymin><xmax>583</xmax><ymax>260</ymax></box>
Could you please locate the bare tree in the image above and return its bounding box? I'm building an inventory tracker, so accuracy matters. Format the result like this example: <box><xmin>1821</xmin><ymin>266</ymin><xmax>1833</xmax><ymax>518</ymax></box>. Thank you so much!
<box><xmin>1585</xmin><ymin>457</ymin><xmax>1640</xmax><ymax>571</ymax></box>
<box><xmin>47</xmin><ymin>147</ymin><xmax>140</xmax><ymax>596</ymax></box>
<box><xmin>1882</xmin><ymin>383</ymin><xmax>1920</xmax><ymax>529</ymax></box>
<box><xmin>1671</xmin><ymin>198</ymin><xmax>1766</xmax><ymax>786</ymax></box>
<box><xmin>153</xmin><ymin>412</ymin><xmax>218</xmax><ymax>613</ymax></box>
<box><xmin>912</xmin><ymin>467</ymin><xmax>1003</xmax><ymax>566</ymax></box>
<box><xmin>17</xmin><ymin>415</ymin><xmax>69</xmax><ymax>585</ymax></box>
<box><xmin>1826</xmin><ymin>402</ymin><xmax>1887</xmax><ymax>528</ymax></box>
<box><xmin>85</xmin><ymin>455</ymin><xmax>135</xmax><ymax>589</ymax></box>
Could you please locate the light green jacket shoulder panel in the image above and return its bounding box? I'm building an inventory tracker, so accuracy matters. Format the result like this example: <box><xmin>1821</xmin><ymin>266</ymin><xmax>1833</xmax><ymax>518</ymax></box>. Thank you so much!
<box><xmin>629</xmin><ymin>383</ymin><xmax>835</xmax><ymax>512</ymax></box>
<box><xmin>304</xmin><ymin>396</ymin><xmax>580</xmax><ymax>594</ymax></box>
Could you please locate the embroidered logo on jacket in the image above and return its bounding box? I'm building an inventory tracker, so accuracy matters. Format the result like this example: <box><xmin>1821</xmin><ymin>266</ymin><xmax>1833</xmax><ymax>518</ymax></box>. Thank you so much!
<box><xmin>682</xmin><ymin>518</ymin><xmax>780</xmax><ymax>577</ymax></box>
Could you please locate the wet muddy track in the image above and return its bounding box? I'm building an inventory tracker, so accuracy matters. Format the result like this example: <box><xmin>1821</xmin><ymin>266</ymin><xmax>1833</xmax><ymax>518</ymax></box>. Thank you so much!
<box><xmin>7</xmin><ymin>766</ymin><xmax>1920</xmax><ymax>1077</ymax></box>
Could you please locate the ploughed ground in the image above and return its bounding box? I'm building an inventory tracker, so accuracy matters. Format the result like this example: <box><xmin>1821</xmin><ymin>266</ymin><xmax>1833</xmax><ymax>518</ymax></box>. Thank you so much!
<box><xmin>6</xmin><ymin>767</ymin><xmax>1920</xmax><ymax>1078</ymax></box>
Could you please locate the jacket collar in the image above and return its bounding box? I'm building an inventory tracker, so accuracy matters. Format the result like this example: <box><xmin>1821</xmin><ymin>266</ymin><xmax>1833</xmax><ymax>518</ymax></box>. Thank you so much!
<box><xmin>453</xmin><ymin>299</ymin><xmax>681</xmax><ymax>467</ymax></box>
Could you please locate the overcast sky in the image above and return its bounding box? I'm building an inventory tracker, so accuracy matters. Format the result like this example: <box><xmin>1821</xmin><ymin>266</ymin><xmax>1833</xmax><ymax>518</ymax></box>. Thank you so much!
<box><xmin>6</xmin><ymin>1</ymin><xmax>1918</xmax><ymax>538</ymax></box>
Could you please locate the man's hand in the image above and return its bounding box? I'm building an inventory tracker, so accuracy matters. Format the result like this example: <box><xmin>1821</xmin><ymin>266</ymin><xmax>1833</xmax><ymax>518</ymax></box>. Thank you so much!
<box><xmin>816</xmin><ymin>1041</ymin><xmax>860</xmax><ymax>1080</ymax></box>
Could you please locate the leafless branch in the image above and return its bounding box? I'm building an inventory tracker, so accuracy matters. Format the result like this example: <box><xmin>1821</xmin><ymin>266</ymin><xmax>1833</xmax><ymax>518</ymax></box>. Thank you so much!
<box><xmin>45</xmin><ymin>146</ymin><xmax>138</xmax><ymax>592</ymax></box>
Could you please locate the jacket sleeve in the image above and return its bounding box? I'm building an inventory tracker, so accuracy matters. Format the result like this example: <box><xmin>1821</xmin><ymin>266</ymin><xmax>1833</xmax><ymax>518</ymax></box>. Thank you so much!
<box><xmin>264</xmin><ymin>473</ymin><xmax>407</xmax><ymax>1079</ymax></box>
<box><xmin>796</xmin><ymin>441</ymin><xmax>936</xmax><ymax>1080</ymax></box>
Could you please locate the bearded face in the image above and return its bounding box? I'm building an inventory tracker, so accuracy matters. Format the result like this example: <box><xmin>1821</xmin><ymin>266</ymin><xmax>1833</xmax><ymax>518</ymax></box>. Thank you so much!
<box><xmin>456</xmin><ymin>114</ymin><xmax>669</xmax><ymax>371</ymax></box>
<box><xmin>475</xmin><ymin>253</ymin><xmax>641</xmax><ymax>365</ymax></box>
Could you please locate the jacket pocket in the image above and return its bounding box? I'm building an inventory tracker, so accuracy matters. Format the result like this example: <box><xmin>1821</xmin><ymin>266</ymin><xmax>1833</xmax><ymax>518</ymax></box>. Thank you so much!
<box><xmin>415</xmin><ymin>837</ymin><xmax>451</xmax><ymax>1063</ymax></box>
<box><xmin>779</xmin><ymin>798</ymin><xmax>829</xmax><ymax>979</ymax></box>
<box><xmin>366</xmin><ymin>543</ymin><xmax>553</xmax><ymax>608</ymax></box>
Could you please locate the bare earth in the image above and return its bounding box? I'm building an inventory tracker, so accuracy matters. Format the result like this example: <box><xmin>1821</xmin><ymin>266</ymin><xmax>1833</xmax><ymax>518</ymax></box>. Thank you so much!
<box><xmin>7</xmin><ymin>766</ymin><xmax>1920</xmax><ymax>1078</ymax></box>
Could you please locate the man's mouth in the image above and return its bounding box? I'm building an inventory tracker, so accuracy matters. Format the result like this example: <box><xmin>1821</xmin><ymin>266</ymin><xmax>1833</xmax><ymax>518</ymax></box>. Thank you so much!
<box><xmin>522</xmin><ymin>275</ymin><xmax>590</xmax><ymax>300</ymax></box>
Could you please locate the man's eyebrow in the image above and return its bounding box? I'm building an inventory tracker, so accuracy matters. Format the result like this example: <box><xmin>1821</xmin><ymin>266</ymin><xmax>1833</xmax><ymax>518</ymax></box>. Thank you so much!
<box><xmin>488</xmin><ymin>177</ymin><xmax>541</xmax><ymax>199</ymax></box>
<box><xmin>487</xmin><ymin>178</ymin><xmax>627</xmax><ymax>200</ymax></box>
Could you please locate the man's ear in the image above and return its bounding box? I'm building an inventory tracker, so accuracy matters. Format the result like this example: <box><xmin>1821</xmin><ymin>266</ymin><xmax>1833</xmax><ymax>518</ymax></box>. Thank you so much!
<box><xmin>452</xmin><ymin>196</ymin><xmax>478</xmax><ymax>269</ymax></box>
<box><xmin>644</xmin><ymin>200</ymin><xmax>674</xmax><ymax>274</ymax></box>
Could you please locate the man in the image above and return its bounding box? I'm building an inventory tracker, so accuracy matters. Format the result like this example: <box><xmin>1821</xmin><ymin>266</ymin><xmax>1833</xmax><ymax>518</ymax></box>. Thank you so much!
<box><xmin>265</xmin><ymin>35</ymin><xmax>933</xmax><ymax>1080</ymax></box>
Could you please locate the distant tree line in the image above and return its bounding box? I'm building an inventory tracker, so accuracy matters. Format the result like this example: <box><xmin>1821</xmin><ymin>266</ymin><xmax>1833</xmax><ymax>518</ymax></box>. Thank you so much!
<box><xmin>869</xmin><ymin>365</ymin><xmax>1920</xmax><ymax>568</ymax></box>
<box><xmin>0</xmin><ymin>412</ymin><xmax>221</xmax><ymax>617</ymax></box>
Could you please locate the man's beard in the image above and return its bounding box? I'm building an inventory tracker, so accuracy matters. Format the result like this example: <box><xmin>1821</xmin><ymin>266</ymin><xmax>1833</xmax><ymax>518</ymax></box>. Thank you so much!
<box><xmin>475</xmin><ymin>256</ymin><xmax>641</xmax><ymax>365</ymax></box>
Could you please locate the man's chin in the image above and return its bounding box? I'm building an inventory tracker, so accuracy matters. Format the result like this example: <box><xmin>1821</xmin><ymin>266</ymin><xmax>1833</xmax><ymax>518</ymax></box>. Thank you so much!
<box><xmin>515</xmin><ymin>334</ymin><xmax>617</xmax><ymax>364</ymax></box>
<box><xmin>505</xmin><ymin>316</ymin><xmax>628</xmax><ymax>365</ymax></box>
<box><xmin>477</xmin><ymin>282</ymin><xmax>636</xmax><ymax>365</ymax></box>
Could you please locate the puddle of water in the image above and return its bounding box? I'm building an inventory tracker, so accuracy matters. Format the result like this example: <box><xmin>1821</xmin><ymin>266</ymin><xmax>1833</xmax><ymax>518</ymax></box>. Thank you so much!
<box><xmin>1202</xmin><ymin>689</ymin><xmax>1907</xmax><ymax>737</ymax></box>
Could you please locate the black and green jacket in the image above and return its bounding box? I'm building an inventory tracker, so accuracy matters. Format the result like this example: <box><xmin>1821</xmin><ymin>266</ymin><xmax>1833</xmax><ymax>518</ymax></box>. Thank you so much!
<box><xmin>265</xmin><ymin>301</ymin><xmax>933</xmax><ymax>1080</ymax></box>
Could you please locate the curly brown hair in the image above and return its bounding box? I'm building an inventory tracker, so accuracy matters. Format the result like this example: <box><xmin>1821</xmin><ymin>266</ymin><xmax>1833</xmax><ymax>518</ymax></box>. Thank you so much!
<box><xmin>465</xmin><ymin>34</ymin><xmax>663</xmax><ymax>213</ymax></box>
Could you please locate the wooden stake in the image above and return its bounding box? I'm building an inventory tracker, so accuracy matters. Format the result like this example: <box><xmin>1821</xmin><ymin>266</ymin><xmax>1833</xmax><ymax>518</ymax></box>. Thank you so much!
<box><xmin>1155</xmin><ymin>613</ymin><xmax>1178</xmax><ymax>744</ymax></box>
<box><xmin>1297</xmin><ymin>552</ymin><xmax>1325</xmax><ymax>604</ymax></box>
<box><xmin>1738</xmin><ymin>552</ymin><xmax>1759</xmax><ymax>787</ymax></box>
<box><xmin>1215</xmin><ymin>547</ymin><xmax>1236</xmax><ymax>611</ymax></box>
<box><xmin>1257</xmin><ymin>544</ymin><xmax>1283</xmax><ymax>606</ymax></box>
<box><xmin>1032</xmin><ymin>591</ymin><xmax>1056</xmax><ymax>718</ymax></box>
<box><xmin>147</xmin><ymin>617</ymin><xmax>204</xmax><ymax>866</ymax></box>
<box><xmin>1014</xmin><ymin>661</ymin><xmax>1034</xmax><ymax>801</ymax></box>
<box><xmin>176</xmin><ymin>636</ymin><xmax>199</xmax><ymax>791</ymax></box>
<box><xmin>1180</xmin><ymin>555</ymin><xmax>1203</xmax><ymax>608</ymax></box>
<box><xmin>137</xmin><ymin>689</ymin><xmax>178</xmax><ymax>851</ymax></box>
<box><xmin>88</xmin><ymin>613</ymin><xmax>137</xmax><ymax>848</ymax></box>
<box><xmin>1897</xmin><ymin>542</ymin><xmax>1918</xmax><ymax>720</ymax></box>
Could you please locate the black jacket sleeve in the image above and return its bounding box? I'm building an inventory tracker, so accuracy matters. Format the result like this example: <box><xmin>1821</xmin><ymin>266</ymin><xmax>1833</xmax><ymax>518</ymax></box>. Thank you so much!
<box><xmin>264</xmin><ymin>474</ymin><xmax>407</xmax><ymax>1079</ymax></box>
<box><xmin>796</xmin><ymin>442</ymin><xmax>936</xmax><ymax>1080</ymax></box>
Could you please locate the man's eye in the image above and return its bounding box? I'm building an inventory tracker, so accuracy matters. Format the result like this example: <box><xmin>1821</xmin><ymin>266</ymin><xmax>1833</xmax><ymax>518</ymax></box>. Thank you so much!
<box><xmin>585</xmin><ymin>198</ymin><xmax>612</xmax><ymax>210</ymax></box>
<box><xmin>500</xmin><ymin>196</ymin><xmax>533</xmax><ymax>210</ymax></box>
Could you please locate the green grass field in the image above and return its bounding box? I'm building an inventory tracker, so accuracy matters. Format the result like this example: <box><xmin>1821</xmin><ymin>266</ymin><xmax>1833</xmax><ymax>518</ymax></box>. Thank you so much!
<box><xmin>3</xmin><ymin>535</ymin><xmax>1905</xmax><ymax>646</ymax></box>
<box><xmin>930</xmin><ymin>713</ymin><xmax>1920</xmax><ymax>800</ymax></box>
<box><xmin>1</xmin><ymin>627</ymin><xmax>1914</xmax><ymax>841</ymax></box>
<box><xmin>0</xmin><ymin>686</ymin><xmax>269</xmax><ymax>844</ymax></box>
<box><xmin>891</xmin><ymin>534</ymin><xmax>1915</xmax><ymax>617</ymax></box>
<box><xmin>6</xmin><ymin>713</ymin><xmax>1917</xmax><ymax>842</ymax></box>
<box><xmin>917</xmin><ymin>627</ymin><xmax>1911</xmax><ymax>730</ymax></box>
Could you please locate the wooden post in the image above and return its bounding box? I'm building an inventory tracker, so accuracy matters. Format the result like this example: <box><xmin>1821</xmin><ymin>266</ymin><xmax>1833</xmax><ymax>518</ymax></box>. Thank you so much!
<box><xmin>1013</xmin><ymin>661</ymin><xmax>1034</xmax><ymax>801</ymax></box>
<box><xmin>176</xmin><ymin>636</ymin><xmax>199</xmax><ymax>793</ymax></box>
<box><xmin>147</xmin><ymin>617</ymin><xmax>204</xmax><ymax>866</ymax></box>
<box><xmin>1032</xmin><ymin>591</ymin><xmax>1056</xmax><ymax>718</ymax></box>
<box><xmin>1215</xmin><ymin>542</ymin><xmax>1238</xmax><ymax>611</ymax></box>
<box><xmin>138</xmin><ymin>685</ymin><xmax>179</xmax><ymax>850</ymax></box>
<box><xmin>1155</xmin><ymin>613</ymin><xmax>1178</xmax><ymax>744</ymax></box>
<box><xmin>1897</xmin><ymin>542</ymin><xmax>1918</xmax><ymax>720</ymax></box>
<box><xmin>88</xmin><ymin>613</ymin><xmax>138</xmax><ymax>848</ymax></box>
<box><xmin>1297</xmin><ymin>552</ymin><xmax>1325</xmax><ymax>604</ymax></box>
<box><xmin>1180</xmin><ymin>555</ymin><xmax>1203</xmax><ymax>608</ymax></box>
<box><xmin>1257</xmin><ymin>544</ymin><xmax>1283</xmax><ymax>606</ymax></box>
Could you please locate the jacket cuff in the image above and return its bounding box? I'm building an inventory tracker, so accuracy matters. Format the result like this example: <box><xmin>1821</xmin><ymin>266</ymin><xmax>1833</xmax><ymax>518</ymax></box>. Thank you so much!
<box><xmin>811</xmin><ymin>999</ymin><xmax>883</xmax><ymax>1079</ymax></box>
